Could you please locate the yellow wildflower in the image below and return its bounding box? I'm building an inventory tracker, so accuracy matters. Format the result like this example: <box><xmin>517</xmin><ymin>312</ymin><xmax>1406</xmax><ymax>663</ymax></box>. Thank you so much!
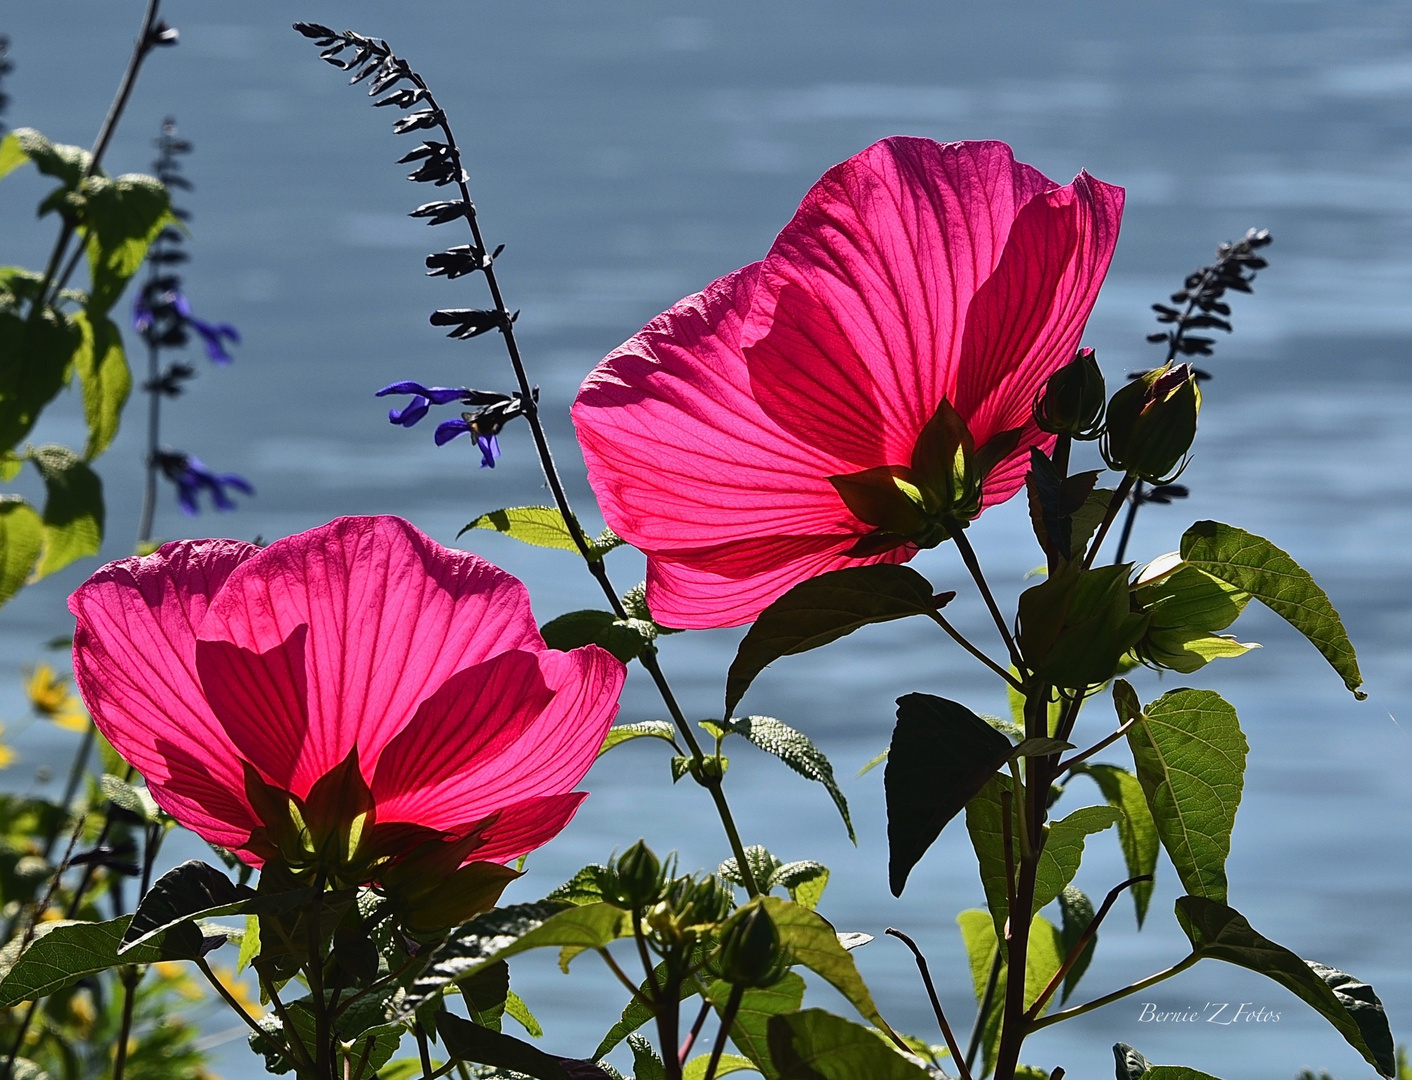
<box><xmin>0</xmin><ymin>722</ymin><xmax>14</xmax><ymax>769</ymax></box>
<box><xmin>25</xmin><ymin>664</ymin><xmax>90</xmax><ymax>732</ymax></box>
<box><xmin>153</xmin><ymin>961</ymin><xmax>205</xmax><ymax>1002</ymax></box>
<box><xmin>211</xmin><ymin>964</ymin><xmax>264</xmax><ymax>1018</ymax></box>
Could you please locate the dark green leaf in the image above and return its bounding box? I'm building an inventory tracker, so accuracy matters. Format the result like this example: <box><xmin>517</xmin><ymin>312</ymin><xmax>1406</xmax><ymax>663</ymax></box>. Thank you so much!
<box><xmin>0</xmin><ymin>497</ymin><xmax>43</xmax><ymax>608</ymax></box>
<box><xmin>1175</xmin><ymin>896</ymin><xmax>1395</xmax><ymax>1077</ymax></box>
<box><xmin>598</xmin><ymin>721</ymin><xmax>678</xmax><ymax>755</ymax></box>
<box><xmin>887</xmin><ymin>693</ymin><xmax>1013</xmax><ymax>896</ymax></box>
<box><xmin>1114</xmin><ymin>1043</ymin><xmax>1154</xmax><ymax>1079</ymax></box>
<box><xmin>762</xmin><ymin>896</ymin><xmax>893</xmax><ymax>1038</ymax></box>
<box><xmin>1074</xmin><ymin>764</ymin><xmax>1158</xmax><ymax>925</ymax></box>
<box><xmin>27</xmin><ymin>444</ymin><xmax>103</xmax><ymax>579</ymax></box>
<box><xmin>1181</xmin><ymin>520</ymin><xmax>1365</xmax><ymax>698</ymax></box>
<box><xmin>437</xmin><ymin>1012</ymin><xmax>613</xmax><ymax>1080</ymax></box>
<box><xmin>1126</xmin><ymin>689</ymin><xmax>1246</xmax><ymax>903</ymax></box>
<box><xmin>71</xmin><ymin>310</ymin><xmax>130</xmax><ymax>459</ymax></box>
<box><xmin>1058</xmin><ymin>886</ymin><xmax>1096</xmax><ymax>1004</ymax></box>
<box><xmin>1010</xmin><ymin>737</ymin><xmax>1074</xmax><ymax>759</ymax></box>
<box><xmin>719</xmin><ymin>845</ymin><xmax>783</xmax><ymax>893</ymax></box>
<box><xmin>627</xmin><ymin>1034</ymin><xmax>667</xmax><ymax>1080</ymax></box>
<box><xmin>0</xmin><ymin>308</ymin><xmax>81</xmax><ymax>452</ymax></box>
<box><xmin>461</xmin><ymin>960</ymin><xmax>510</xmax><ymax>1031</ymax></box>
<box><xmin>726</xmin><ymin>565</ymin><xmax>944</xmax><ymax>715</ymax></box>
<box><xmin>122</xmin><ymin>859</ymin><xmax>245</xmax><ymax>951</ymax></box>
<box><xmin>540</xmin><ymin>609</ymin><xmax>654</xmax><ymax>664</ymax></box>
<box><xmin>706</xmin><ymin>972</ymin><xmax>805</xmax><ymax>1080</ymax></box>
<box><xmin>719</xmin><ymin>715</ymin><xmax>853</xmax><ymax>842</ymax></box>
<box><xmin>767</xmin><ymin>1009</ymin><xmax>932</xmax><ymax>1080</ymax></box>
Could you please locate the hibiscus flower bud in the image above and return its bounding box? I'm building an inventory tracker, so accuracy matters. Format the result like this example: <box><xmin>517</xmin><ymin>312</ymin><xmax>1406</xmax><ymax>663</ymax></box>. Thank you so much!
<box><xmin>1034</xmin><ymin>348</ymin><xmax>1106</xmax><ymax>440</ymax></box>
<box><xmin>603</xmin><ymin>840</ymin><xmax>667</xmax><ymax>909</ymax></box>
<box><xmin>1102</xmin><ymin>363</ymin><xmax>1201</xmax><ymax>483</ymax></box>
<box><xmin>714</xmin><ymin>903</ymin><xmax>788</xmax><ymax>989</ymax></box>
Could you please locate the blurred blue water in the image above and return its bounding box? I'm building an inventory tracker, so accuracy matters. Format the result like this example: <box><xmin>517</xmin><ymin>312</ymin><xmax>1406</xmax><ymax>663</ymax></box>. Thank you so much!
<box><xmin>1</xmin><ymin>3</ymin><xmax>1410</xmax><ymax>1078</ymax></box>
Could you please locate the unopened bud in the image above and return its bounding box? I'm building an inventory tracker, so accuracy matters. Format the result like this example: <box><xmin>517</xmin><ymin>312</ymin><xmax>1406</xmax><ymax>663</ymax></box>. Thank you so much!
<box><xmin>714</xmin><ymin>904</ymin><xmax>787</xmax><ymax>988</ymax></box>
<box><xmin>1101</xmin><ymin>363</ymin><xmax>1200</xmax><ymax>482</ymax></box>
<box><xmin>1034</xmin><ymin>348</ymin><xmax>1106</xmax><ymax>440</ymax></box>
<box><xmin>603</xmin><ymin>840</ymin><xmax>665</xmax><ymax>909</ymax></box>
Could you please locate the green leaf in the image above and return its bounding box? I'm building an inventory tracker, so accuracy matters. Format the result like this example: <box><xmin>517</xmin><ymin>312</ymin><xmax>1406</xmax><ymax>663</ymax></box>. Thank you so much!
<box><xmin>598</xmin><ymin>721</ymin><xmax>678</xmax><ymax>755</ymax></box>
<box><xmin>0</xmin><ymin>915</ymin><xmax>214</xmax><ymax>1006</ymax></box>
<box><xmin>773</xmin><ymin>862</ymin><xmax>830</xmax><ymax>911</ymax></box>
<box><xmin>0</xmin><ymin>307</ymin><xmax>82</xmax><ymax>452</ymax></box>
<box><xmin>594</xmin><ymin>957</ymin><xmax>699</xmax><ymax>1059</ymax></box>
<box><xmin>0</xmin><ymin>133</ymin><xmax>30</xmax><ymax>181</ymax></box>
<box><xmin>762</xmin><ymin>896</ymin><xmax>894</xmax><ymax>1039</ymax></box>
<box><xmin>71</xmin><ymin>310</ymin><xmax>130</xmax><ymax>459</ymax></box>
<box><xmin>1074</xmin><ymin>763</ymin><xmax>1158</xmax><ymax>925</ymax></box>
<box><xmin>1126</xmin><ymin>688</ymin><xmax>1247</xmax><ymax>903</ymax></box>
<box><xmin>459</xmin><ymin>506</ymin><xmax>615</xmax><ymax>557</ymax></box>
<box><xmin>1175</xmin><ymin>896</ymin><xmax>1396</xmax><ymax>1077</ymax></box>
<box><xmin>99</xmin><ymin>774</ymin><xmax>160</xmax><ymax>822</ymax></box>
<box><xmin>683</xmin><ymin>1053</ymin><xmax>755</xmax><ymax>1080</ymax></box>
<box><xmin>122</xmin><ymin>859</ymin><xmax>242</xmax><ymax>951</ymax></box>
<box><xmin>544</xmin><ymin>865</ymin><xmax>608</xmax><ymax>906</ymax></box>
<box><xmin>0</xmin><ymin>497</ymin><xmax>43</xmax><ymax>608</ymax></box>
<box><xmin>767</xmin><ymin>1009</ymin><xmax>932</xmax><ymax>1080</ymax></box>
<box><xmin>887</xmin><ymin>693</ymin><xmax>1014</xmax><ymax>896</ymax></box>
<box><xmin>725</xmin><ymin>564</ymin><xmax>945</xmax><ymax>715</ymax></box>
<box><xmin>504</xmin><ymin>989</ymin><xmax>542</xmax><ymax>1038</ymax></box>
<box><xmin>1009</xmin><ymin>737</ymin><xmax>1074</xmax><ymax>759</ymax></box>
<box><xmin>540</xmin><ymin>609</ymin><xmax>654</xmax><ymax>664</ymax></box>
<box><xmin>955</xmin><ymin>910</ymin><xmax>1065</xmax><ymax>1076</ymax></box>
<box><xmin>9</xmin><ymin>128</ymin><xmax>91</xmax><ymax>186</ymax></box>
<box><xmin>27</xmin><ymin>444</ymin><xmax>104</xmax><ymax>578</ymax></box>
<box><xmin>720</xmin><ymin>845</ymin><xmax>783</xmax><ymax>893</ymax></box>
<box><xmin>460</xmin><ymin>960</ymin><xmax>510</xmax><ymax>1031</ymax></box>
<box><xmin>719</xmin><ymin>715</ymin><xmax>854</xmax><ymax>842</ymax></box>
<box><xmin>1057</xmin><ymin>886</ymin><xmax>1096</xmax><ymax>1005</ymax></box>
<box><xmin>627</xmin><ymin>1034</ymin><xmax>667</xmax><ymax>1080</ymax></box>
<box><xmin>1181</xmin><ymin>520</ymin><xmax>1365</xmax><ymax>698</ymax></box>
<box><xmin>405</xmin><ymin>902</ymin><xmax>628</xmax><ymax>1011</ymax></box>
<box><xmin>706</xmin><ymin>972</ymin><xmax>806</xmax><ymax>1080</ymax></box>
<box><xmin>436</xmin><ymin>1011</ymin><xmax>613</xmax><ymax>1080</ymax></box>
<box><xmin>78</xmin><ymin>174</ymin><xmax>173</xmax><ymax>314</ymax></box>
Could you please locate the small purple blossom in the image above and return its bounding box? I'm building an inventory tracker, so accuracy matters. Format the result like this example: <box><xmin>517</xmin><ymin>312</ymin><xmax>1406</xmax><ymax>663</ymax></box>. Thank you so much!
<box><xmin>132</xmin><ymin>286</ymin><xmax>240</xmax><ymax>364</ymax></box>
<box><xmin>173</xmin><ymin>292</ymin><xmax>240</xmax><ymax>364</ymax></box>
<box><xmin>376</xmin><ymin>382</ymin><xmax>536</xmax><ymax>468</ymax></box>
<box><xmin>154</xmin><ymin>450</ymin><xmax>254</xmax><ymax>515</ymax></box>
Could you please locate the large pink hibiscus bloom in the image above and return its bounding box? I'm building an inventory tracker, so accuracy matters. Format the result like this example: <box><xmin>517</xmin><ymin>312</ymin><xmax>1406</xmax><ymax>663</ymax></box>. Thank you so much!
<box><xmin>573</xmin><ymin>138</ymin><xmax>1123</xmax><ymax>629</ymax></box>
<box><xmin>69</xmin><ymin>516</ymin><xmax>624</xmax><ymax>914</ymax></box>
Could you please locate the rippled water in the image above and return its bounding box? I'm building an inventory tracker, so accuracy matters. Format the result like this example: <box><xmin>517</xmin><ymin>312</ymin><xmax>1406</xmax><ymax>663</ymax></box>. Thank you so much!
<box><xmin>2</xmin><ymin>3</ymin><xmax>1410</xmax><ymax>1078</ymax></box>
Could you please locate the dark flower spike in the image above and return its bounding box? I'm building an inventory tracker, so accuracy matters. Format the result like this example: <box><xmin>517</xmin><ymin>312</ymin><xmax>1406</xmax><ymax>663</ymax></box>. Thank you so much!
<box><xmin>143</xmin><ymin>363</ymin><xmax>195</xmax><ymax>398</ymax></box>
<box><xmin>410</xmin><ymin>200</ymin><xmax>467</xmax><ymax>226</ymax></box>
<box><xmin>154</xmin><ymin>450</ymin><xmax>254</xmax><ymax>515</ymax></box>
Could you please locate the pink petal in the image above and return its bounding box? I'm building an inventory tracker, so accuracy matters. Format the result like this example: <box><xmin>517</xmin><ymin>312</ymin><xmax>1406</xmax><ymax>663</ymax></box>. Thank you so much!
<box><xmin>195</xmin><ymin>628</ymin><xmax>310</xmax><ymax>790</ymax></box>
<box><xmin>69</xmin><ymin>539</ymin><xmax>261</xmax><ymax>839</ymax></box>
<box><xmin>456</xmin><ymin>792</ymin><xmax>589</xmax><ymax>865</ymax></box>
<box><xmin>373</xmin><ymin>645</ymin><xmax>622</xmax><ymax>831</ymax></box>
<box><xmin>197</xmin><ymin>517</ymin><xmax>543</xmax><ymax>797</ymax></box>
<box><xmin>955</xmin><ymin>172</ymin><xmax>1125</xmax><ymax>504</ymax></box>
<box><xmin>742</xmin><ymin>138</ymin><xmax>1056</xmax><ymax>465</ymax></box>
<box><xmin>370</xmin><ymin>649</ymin><xmax>554</xmax><ymax>813</ymax></box>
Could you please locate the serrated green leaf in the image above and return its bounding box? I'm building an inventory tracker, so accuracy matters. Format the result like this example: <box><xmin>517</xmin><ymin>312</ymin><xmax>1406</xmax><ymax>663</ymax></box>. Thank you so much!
<box><xmin>544</xmin><ymin>864</ymin><xmax>608</xmax><ymax>906</ymax></box>
<box><xmin>720</xmin><ymin>845</ymin><xmax>783</xmax><ymax>893</ymax></box>
<box><xmin>886</xmin><ymin>693</ymin><xmax>1013</xmax><ymax>896</ymax></box>
<box><xmin>71</xmin><ymin>309</ymin><xmax>130</xmax><ymax>459</ymax></box>
<box><xmin>437</xmin><ymin>1011</ymin><xmax>612</xmax><ymax>1080</ymax></box>
<box><xmin>1057</xmin><ymin>885</ymin><xmax>1096</xmax><ymax>1005</ymax></box>
<box><xmin>762</xmin><ymin>896</ymin><xmax>893</xmax><ymax>1039</ymax></box>
<box><xmin>504</xmin><ymin>989</ymin><xmax>542</xmax><ymax>1038</ymax></box>
<box><xmin>767</xmin><ymin>1009</ymin><xmax>932</xmax><ymax>1080</ymax></box>
<box><xmin>1174</xmin><ymin>896</ymin><xmax>1394</xmax><ymax>1077</ymax></box>
<box><xmin>1074</xmin><ymin>763</ymin><xmax>1158</xmax><ymax>925</ymax></box>
<box><xmin>773</xmin><ymin>862</ymin><xmax>829</xmax><ymax>911</ymax></box>
<box><xmin>27</xmin><ymin>444</ymin><xmax>103</xmax><ymax>578</ymax></box>
<box><xmin>1181</xmin><ymin>520</ymin><xmax>1364</xmax><ymax>698</ymax></box>
<box><xmin>1126</xmin><ymin>689</ymin><xmax>1246</xmax><ymax>903</ymax></box>
<box><xmin>0</xmin><ymin>307</ymin><xmax>82</xmax><ymax>452</ymax></box>
<box><xmin>721</xmin><ymin>715</ymin><xmax>853</xmax><ymax>842</ymax></box>
<box><xmin>0</xmin><ymin>133</ymin><xmax>30</xmax><ymax>181</ymax></box>
<box><xmin>406</xmin><ymin>902</ymin><xmax>628</xmax><ymax>1011</ymax></box>
<box><xmin>459</xmin><ymin>506</ymin><xmax>583</xmax><ymax>553</ymax></box>
<box><xmin>707</xmin><ymin>971</ymin><xmax>805</xmax><ymax>1079</ymax></box>
<box><xmin>726</xmin><ymin>564</ymin><xmax>943</xmax><ymax>715</ymax></box>
<box><xmin>598</xmin><ymin>721</ymin><xmax>678</xmax><ymax>756</ymax></box>
<box><xmin>79</xmin><ymin>174</ymin><xmax>174</xmax><ymax>314</ymax></box>
<box><xmin>10</xmin><ymin>128</ymin><xmax>91</xmax><ymax>186</ymax></box>
<box><xmin>628</xmin><ymin>1034</ymin><xmax>667</xmax><ymax>1080</ymax></box>
<box><xmin>0</xmin><ymin>497</ymin><xmax>43</xmax><ymax>608</ymax></box>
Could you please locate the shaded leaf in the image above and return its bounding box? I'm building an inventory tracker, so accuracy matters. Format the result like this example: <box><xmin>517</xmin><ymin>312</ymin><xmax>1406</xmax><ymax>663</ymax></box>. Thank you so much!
<box><xmin>0</xmin><ymin>497</ymin><xmax>43</xmax><ymax>608</ymax></box>
<box><xmin>719</xmin><ymin>715</ymin><xmax>853</xmax><ymax>842</ymax></box>
<box><xmin>545</xmin><ymin>866</ymin><xmax>608</xmax><ymax>906</ymax></box>
<box><xmin>887</xmin><ymin>694</ymin><xmax>1013</xmax><ymax>896</ymax></box>
<box><xmin>767</xmin><ymin>1009</ymin><xmax>931</xmax><ymax>1080</ymax></box>
<box><xmin>541</xmin><ymin>609</ymin><xmax>653</xmax><ymax>664</ymax></box>
<box><xmin>0</xmin><ymin>308</ymin><xmax>82</xmax><ymax>452</ymax></box>
<box><xmin>79</xmin><ymin>174</ymin><xmax>174</xmax><ymax>314</ymax></box>
<box><xmin>28</xmin><ymin>445</ymin><xmax>103</xmax><ymax>579</ymax></box>
<box><xmin>71</xmin><ymin>310</ymin><xmax>130</xmax><ymax>459</ymax></box>
<box><xmin>726</xmin><ymin>565</ymin><xmax>945</xmax><ymax>715</ymax></box>
<box><xmin>1181</xmin><ymin>521</ymin><xmax>1364</xmax><ymax>698</ymax></box>
<box><xmin>1126</xmin><ymin>689</ymin><xmax>1246</xmax><ymax>903</ymax></box>
<box><xmin>956</xmin><ymin>910</ymin><xmax>1065</xmax><ymax>1077</ymax></box>
<box><xmin>1074</xmin><ymin>763</ymin><xmax>1158</xmax><ymax>925</ymax></box>
<box><xmin>683</xmin><ymin>1053</ymin><xmax>755</xmax><ymax>1080</ymax></box>
<box><xmin>436</xmin><ymin>1012</ymin><xmax>612</xmax><ymax>1080</ymax></box>
<box><xmin>1057</xmin><ymin>885</ymin><xmax>1096</xmax><ymax>1004</ymax></box>
<box><xmin>1175</xmin><ymin>896</ymin><xmax>1395</xmax><ymax>1077</ymax></box>
<box><xmin>773</xmin><ymin>862</ymin><xmax>829</xmax><ymax>911</ymax></box>
<box><xmin>706</xmin><ymin>971</ymin><xmax>805</xmax><ymax>1079</ymax></box>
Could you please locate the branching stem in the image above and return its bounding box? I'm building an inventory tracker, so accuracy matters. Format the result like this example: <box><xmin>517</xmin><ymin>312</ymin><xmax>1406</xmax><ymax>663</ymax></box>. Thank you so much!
<box><xmin>885</xmin><ymin>928</ymin><xmax>973</xmax><ymax>1080</ymax></box>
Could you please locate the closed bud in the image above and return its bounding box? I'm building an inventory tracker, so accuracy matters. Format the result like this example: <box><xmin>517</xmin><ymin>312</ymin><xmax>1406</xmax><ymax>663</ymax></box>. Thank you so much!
<box><xmin>603</xmin><ymin>840</ymin><xmax>666</xmax><ymax>909</ymax></box>
<box><xmin>1101</xmin><ymin>363</ymin><xmax>1201</xmax><ymax>483</ymax></box>
<box><xmin>1034</xmin><ymin>348</ymin><xmax>1106</xmax><ymax>440</ymax></box>
<box><xmin>714</xmin><ymin>903</ymin><xmax>787</xmax><ymax>989</ymax></box>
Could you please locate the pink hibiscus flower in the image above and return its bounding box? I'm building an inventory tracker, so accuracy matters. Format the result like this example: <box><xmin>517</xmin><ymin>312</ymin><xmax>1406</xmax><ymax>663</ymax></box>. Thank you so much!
<box><xmin>573</xmin><ymin>138</ymin><xmax>1124</xmax><ymax>629</ymax></box>
<box><xmin>69</xmin><ymin>516</ymin><xmax>624</xmax><ymax>924</ymax></box>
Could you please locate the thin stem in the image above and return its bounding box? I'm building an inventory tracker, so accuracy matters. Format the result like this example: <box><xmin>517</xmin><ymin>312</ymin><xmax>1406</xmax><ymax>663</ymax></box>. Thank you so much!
<box><xmin>197</xmin><ymin>959</ymin><xmax>295</xmax><ymax>1062</ymax></box>
<box><xmin>1082</xmin><ymin>474</ymin><xmax>1135</xmax><ymax>571</ymax></box>
<box><xmin>1111</xmin><ymin>480</ymin><xmax>1143</xmax><ymax>566</ymax></box>
<box><xmin>264</xmin><ymin>976</ymin><xmax>316</xmax><ymax>1074</ymax></box>
<box><xmin>1025</xmin><ymin>874</ymin><xmax>1153</xmax><ymax>1020</ymax></box>
<box><xmin>597</xmin><ymin>947</ymin><xmax>656</xmax><ymax>1011</ymax></box>
<box><xmin>679</xmin><ymin>999</ymin><xmax>712</xmax><ymax>1064</ymax></box>
<box><xmin>1026</xmin><ymin>954</ymin><xmax>1200</xmax><ymax>1032</ymax></box>
<box><xmin>632</xmin><ymin>911</ymin><xmax>663</xmax><ymax>1004</ymax></box>
<box><xmin>999</xmin><ymin>789</ymin><xmax>1017</xmax><ymax>915</ymax></box>
<box><xmin>415</xmin><ymin>1022</ymin><xmax>434</xmax><ymax>1080</ymax></box>
<box><xmin>137</xmin><ymin>336</ymin><xmax>161</xmax><ymax>545</ymax></box>
<box><xmin>964</xmin><ymin>952</ymin><xmax>1002</xmax><ymax>1073</ymax></box>
<box><xmin>1058</xmin><ymin>716</ymin><xmax>1140</xmax><ymax>773</ymax></box>
<box><xmin>884</xmin><ymin>928</ymin><xmax>973</xmax><ymax>1080</ymax></box>
<box><xmin>928</xmin><ymin>612</ymin><xmax>1024</xmax><ymax>692</ymax></box>
<box><xmin>701</xmin><ymin>983</ymin><xmax>744</xmax><ymax>1080</ymax></box>
<box><xmin>305</xmin><ymin>876</ymin><xmax>331</xmax><ymax>1080</ymax></box>
<box><xmin>950</xmin><ymin>529</ymin><xmax>1024</xmax><ymax>671</ymax></box>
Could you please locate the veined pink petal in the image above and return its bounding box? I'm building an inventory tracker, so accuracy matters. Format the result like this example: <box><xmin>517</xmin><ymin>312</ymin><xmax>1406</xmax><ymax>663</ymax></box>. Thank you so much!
<box><xmin>198</xmin><ymin>517</ymin><xmax>543</xmax><ymax>797</ymax></box>
<box><xmin>458</xmin><ymin>792</ymin><xmax>589</xmax><ymax>865</ymax></box>
<box><xmin>373</xmin><ymin>645</ymin><xmax>622</xmax><ymax>830</ymax></box>
<box><xmin>69</xmin><ymin>539</ymin><xmax>261</xmax><ymax>841</ymax></box>
<box><xmin>742</xmin><ymin>138</ymin><xmax>1056</xmax><ymax>465</ymax></box>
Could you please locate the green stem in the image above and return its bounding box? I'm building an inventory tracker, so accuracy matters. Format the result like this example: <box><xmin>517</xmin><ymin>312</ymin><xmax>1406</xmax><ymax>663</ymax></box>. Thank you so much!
<box><xmin>1082</xmin><ymin>474</ymin><xmax>1136</xmax><ymax>571</ymax></box>
<box><xmin>951</xmin><ymin>529</ymin><xmax>1024</xmax><ymax>672</ymax></box>
<box><xmin>415</xmin><ymin>1022</ymin><xmax>435</xmax><ymax>1080</ymax></box>
<box><xmin>884</xmin><ymin>928</ymin><xmax>973</xmax><ymax>1080</ymax></box>
<box><xmin>1026</xmin><ymin>954</ymin><xmax>1200</xmax><ymax>1032</ymax></box>
<box><xmin>964</xmin><ymin>951</ymin><xmax>1002</xmax><ymax>1074</ymax></box>
<box><xmin>928</xmin><ymin>611</ymin><xmax>1024</xmax><ymax>691</ymax></box>
<box><xmin>198</xmin><ymin>958</ymin><xmax>303</xmax><ymax>1068</ymax></box>
<box><xmin>111</xmin><ymin>966</ymin><xmax>138</xmax><ymax>1080</ymax></box>
<box><xmin>264</xmin><ymin>975</ymin><xmax>316</xmax><ymax>1074</ymax></box>
<box><xmin>701</xmin><ymin>983</ymin><xmax>743</xmax><ymax>1080</ymax></box>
